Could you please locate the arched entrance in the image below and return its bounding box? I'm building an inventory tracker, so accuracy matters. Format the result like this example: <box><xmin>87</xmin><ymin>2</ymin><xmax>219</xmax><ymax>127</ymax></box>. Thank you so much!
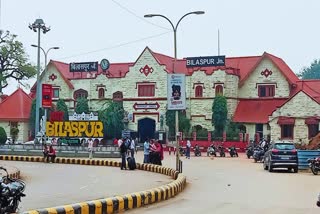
<box><xmin>138</xmin><ymin>118</ymin><xmax>156</xmax><ymax>142</ymax></box>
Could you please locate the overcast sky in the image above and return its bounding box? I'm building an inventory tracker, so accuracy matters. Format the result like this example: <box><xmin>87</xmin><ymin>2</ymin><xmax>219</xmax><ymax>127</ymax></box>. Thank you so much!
<box><xmin>1</xmin><ymin>0</ymin><xmax>320</xmax><ymax>94</ymax></box>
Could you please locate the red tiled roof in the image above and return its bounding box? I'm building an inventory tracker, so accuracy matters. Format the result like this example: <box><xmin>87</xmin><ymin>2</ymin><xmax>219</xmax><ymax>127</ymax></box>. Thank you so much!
<box><xmin>291</xmin><ymin>80</ymin><xmax>320</xmax><ymax>103</ymax></box>
<box><xmin>38</xmin><ymin>48</ymin><xmax>298</xmax><ymax>95</ymax></box>
<box><xmin>0</xmin><ymin>88</ymin><xmax>32</xmax><ymax>122</ymax></box>
<box><xmin>233</xmin><ymin>98</ymin><xmax>287</xmax><ymax>123</ymax></box>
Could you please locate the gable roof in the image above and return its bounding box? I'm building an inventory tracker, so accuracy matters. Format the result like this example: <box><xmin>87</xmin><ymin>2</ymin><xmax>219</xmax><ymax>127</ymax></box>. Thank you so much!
<box><xmin>34</xmin><ymin>47</ymin><xmax>298</xmax><ymax>91</ymax></box>
<box><xmin>0</xmin><ymin>88</ymin><xmax>32</xmax><ymax>122</ymax></box>
<box><xmin>233</xmin><ymin>98</ymin><xmax>287</xmax><ymax>123</ymax></box>
<box><xmin>238</xmin><ymin>52</ymin><xmax>299</xmax><ymax>86</ymax></box>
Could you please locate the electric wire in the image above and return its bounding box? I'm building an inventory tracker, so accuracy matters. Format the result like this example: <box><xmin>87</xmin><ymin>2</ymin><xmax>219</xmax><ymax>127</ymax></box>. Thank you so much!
<box><xmin>110</xmin><ymin>0</ymin><xmax>170</xmax><ymax>31</ymax></box>
<box><xmin>58</xmin><ymin>31</ymin><xmax>171</xmax><ymax>60</ymax></box>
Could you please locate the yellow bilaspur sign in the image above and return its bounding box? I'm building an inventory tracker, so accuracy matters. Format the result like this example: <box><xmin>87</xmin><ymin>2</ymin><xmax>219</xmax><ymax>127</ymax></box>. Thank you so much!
<box><xmin>46</xmin><ymin>121</ymin><xmax>103</xmax><ymax>137</ymax></box>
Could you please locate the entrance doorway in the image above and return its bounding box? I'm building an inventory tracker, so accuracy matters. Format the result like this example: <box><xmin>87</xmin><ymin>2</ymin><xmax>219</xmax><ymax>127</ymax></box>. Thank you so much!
<box><xmin>138</xmin><ymin>118</ymin><xmax>156</xmax><ymax>143</ymax></box>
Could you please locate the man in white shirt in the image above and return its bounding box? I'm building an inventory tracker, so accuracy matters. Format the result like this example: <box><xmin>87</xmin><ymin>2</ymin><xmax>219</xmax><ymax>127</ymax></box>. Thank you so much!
<box><xmin>130</xmin><ymin>138</ymin><xmax>135</xmax><ymax>158</ymax></box>
<box><xmin>87</xmin><ymin>138</ymin><xmax>94</xmax><ymax>159</ymax></box>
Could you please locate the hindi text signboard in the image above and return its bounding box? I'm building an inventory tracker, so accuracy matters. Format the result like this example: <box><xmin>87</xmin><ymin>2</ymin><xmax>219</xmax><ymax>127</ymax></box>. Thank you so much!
<box><xmin>186</xmin><ymin>56</ymin><xmax>225</xmax><ymax>68</ymax></box>
<box><xmin>167</xmin><ymin>74</ymin><xmax>186</xmax><ymax>110</ymax></box>
<box><xmin>69</xmin><ymin>62</ymin><xmax>98</xmax><ymax>72</ymax></box>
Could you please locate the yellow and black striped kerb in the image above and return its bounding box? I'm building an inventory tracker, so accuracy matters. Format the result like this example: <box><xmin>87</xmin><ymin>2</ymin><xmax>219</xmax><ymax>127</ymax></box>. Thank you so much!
<box><xmin>0</xmin><ymin>155</ymin><xmax>186</xmax><ymax>214</ymax></box>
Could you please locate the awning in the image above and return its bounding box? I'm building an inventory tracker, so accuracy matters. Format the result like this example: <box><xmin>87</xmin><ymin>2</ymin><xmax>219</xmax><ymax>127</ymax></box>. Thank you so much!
<box><xmin>277</xmin><ymin>116</ymin><xmax>295</xmax><ymax>125</ymax></box>
<box><xmin>305</xmin><ymin>116</ymin><xmax>320</xmax><ymax>125</ymax></box>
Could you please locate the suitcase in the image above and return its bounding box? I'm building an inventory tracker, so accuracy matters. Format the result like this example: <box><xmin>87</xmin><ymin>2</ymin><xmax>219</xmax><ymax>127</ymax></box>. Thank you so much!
<box><xmin>127</xmin><ymin>157</ymin><xmax>136</xmax><ymax>170</ymax></box>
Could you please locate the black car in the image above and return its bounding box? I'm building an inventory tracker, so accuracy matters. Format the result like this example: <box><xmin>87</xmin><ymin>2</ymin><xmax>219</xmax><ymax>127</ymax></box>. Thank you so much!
<box><xmin>263</xmin><ymin>142</ymin><xmax>298</xmax><ymax>173</ymax></box>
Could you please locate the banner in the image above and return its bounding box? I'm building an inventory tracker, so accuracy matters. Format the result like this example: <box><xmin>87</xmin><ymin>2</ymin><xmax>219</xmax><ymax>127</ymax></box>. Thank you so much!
<box><xmin>42</xmin><ymin>84</ymin><xmax>53</xmax><ymax>108</ymax></box>
<box><xmin>167</xmin><ymin>74</ymin><xmax>186</xmax><ymax>110</ymax></box>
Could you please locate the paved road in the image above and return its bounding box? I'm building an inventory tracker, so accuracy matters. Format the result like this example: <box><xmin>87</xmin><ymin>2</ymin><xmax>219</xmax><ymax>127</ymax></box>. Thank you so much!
<box><xmin>3</xmin><ymin>151</ymin><xmax>320</xmax><ymax>213</ymax></box>
<box><xmin>0</xmin><ymin>160</ymin><xmax>172</xmax><ymax>212</ymax></box>
<box><xmin>131</xmin><ymin>152</ymin><xmax>320</xmax><ymax>214</ymax></box>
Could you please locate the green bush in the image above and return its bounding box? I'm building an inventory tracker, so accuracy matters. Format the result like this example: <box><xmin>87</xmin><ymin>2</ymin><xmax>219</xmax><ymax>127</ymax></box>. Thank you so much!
<box><xmin>0</xmin><ymin>127</ymin><xmax>7</xmax><ymax>144</ymax></box>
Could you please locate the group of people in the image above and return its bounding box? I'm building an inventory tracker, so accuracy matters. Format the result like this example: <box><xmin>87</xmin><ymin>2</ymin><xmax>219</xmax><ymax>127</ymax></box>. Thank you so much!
<box><xmin>117</xmin><ymin>137</ymin><xmax>136</xmax><ymax>170</ymax></box>
<box><xmin>43</xmin><ymin>144</ymin><xmax>56</xmax><ymax>163</ymax></box>
<box><xmin>143</xmin><ymin>138</ymin><xmax>164</xmax><ymax>165</ymax></box>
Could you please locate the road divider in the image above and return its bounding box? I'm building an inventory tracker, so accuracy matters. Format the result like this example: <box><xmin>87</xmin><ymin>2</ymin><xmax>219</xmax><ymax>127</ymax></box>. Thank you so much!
<box><xmin>0</xmin><ymin>155</ymin><xmax>186</xmax><ymax>214</ymax></box>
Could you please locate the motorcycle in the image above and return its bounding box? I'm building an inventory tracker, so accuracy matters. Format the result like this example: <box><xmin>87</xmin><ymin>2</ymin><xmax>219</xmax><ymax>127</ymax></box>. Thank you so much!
<box><xmin>246</xmin><ymin>146</ymin><xmax>254</xmax><ymax>159</ymax></box>
<box><xmin>194</xmin><ymin>146</ymin><xmax>201</xmax><ymax>157</ymax></box>
<box><xmin>179</xmin><ymin>147</ymin><xmax>185</xmax><ymax>156</ymax></box>
<box><xmin>0</xmin><ymin>166</ymin><xmax>26</xmax><ymax>213</ymax></box>
<box><xmin>229</xmin><ymin>146</ymin><xmax>238</xmax><ymax>157</ymax></box>
<box><xmin>207</xmin><ymin>146</ymin><xmax>217</xmax><ymax>157</ymax></box>
<box><xmin>253</xmin><ymin>147</ymin><xmax>265</xmax><ymax>163</ymax></box>
<box><xmin>308</xmin><ymin>157</ymin><xmax>320</xmax><ymax>175</ymax></box>
<box><xmin>218</xmin><ymin>146</ymin><xmax>226</xmax><ymax>157</ymax></box>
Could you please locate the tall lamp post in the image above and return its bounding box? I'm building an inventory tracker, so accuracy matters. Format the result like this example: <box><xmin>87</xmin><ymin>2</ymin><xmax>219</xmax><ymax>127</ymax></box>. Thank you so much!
<box><xmin>145</xmin><ymin>11</ymin><xmax>205</xmax><ymax>172</ymax></box>
<box><xmin>29</xmin><ymin>19</ymin><xmax>50</xmax><ymax>140</ymax></box>
<box><xmin>31</xmin><ymin>45</ymin><xmax>59</xmax><ymax>141</ymax></box>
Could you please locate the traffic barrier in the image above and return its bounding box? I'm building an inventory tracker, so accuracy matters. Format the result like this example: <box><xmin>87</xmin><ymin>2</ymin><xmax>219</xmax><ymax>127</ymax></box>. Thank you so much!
<box><xmin>297</xmin><ymin>150</ymin><xmax>320</xmax><ymax>170</ymax></box>
<box><xmin>0</xmin><ymin>155</ymin><xmax>186</xmax><ymax>214</ymax></box>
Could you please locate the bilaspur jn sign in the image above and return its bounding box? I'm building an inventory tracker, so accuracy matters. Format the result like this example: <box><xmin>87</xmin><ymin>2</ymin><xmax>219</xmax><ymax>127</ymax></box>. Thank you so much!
<box><xmin>186</xmin><ymin>56</ymin><xmax>225</xmax><ymax>68</ymax></box>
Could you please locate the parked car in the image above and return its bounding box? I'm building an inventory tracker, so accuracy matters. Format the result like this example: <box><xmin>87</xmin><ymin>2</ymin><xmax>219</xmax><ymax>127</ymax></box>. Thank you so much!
<box><xmin>263</xmin><ymin>142</ymin><xmax>298</xmax><ymax>173</ymax></box>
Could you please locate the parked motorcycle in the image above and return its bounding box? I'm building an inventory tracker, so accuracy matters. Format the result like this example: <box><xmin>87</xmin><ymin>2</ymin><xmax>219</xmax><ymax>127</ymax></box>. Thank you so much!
<box><xmin>0</xmin><ymin>166</ymin><xmax>26</xmax><ymax>213</ymax></box>
<box><xmin>246</xmin><ymin>146</ymin><xmax>254</xmax><ymax>159</ymax></box>
<box><xmin>179</xmin><ymin>147</ymin><xmax>185</xmax><ymax>156</ymax></box>
<box><xmin>218</xmin><ymin>146</ymin><xmax>226</xmax><ymax>157</ymax></box>
<box><xmin>253</xmin><ymin>147</ymin><xmax>265</xmax><ymax>163</ymax></box>
<box><xmin>229</xmin><ymin>146</ymin><xmax>238</xmax><ymax>157</ymax></box>
<box><xmin>207</xmin><ymin>145</ymin><xmax>217</xmax><ymax>157</ymax></box>
<box><xmin>308</xmin><ymin>157</ymin><xmax>320</xmax><ymax>175</ymax></box>
<box><xmin>194</xmin><ymin>146</ymin><xmax>201</xmax><ymax>157</ymax></box>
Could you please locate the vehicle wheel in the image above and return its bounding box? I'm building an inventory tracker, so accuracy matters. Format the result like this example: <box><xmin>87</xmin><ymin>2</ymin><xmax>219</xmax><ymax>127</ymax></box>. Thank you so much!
<box><xmin>311</xmin><ymin>165</ymin><xmax>318</xmax><ymax>175</ymax></box>
<box><xmin>288</xmin><ymin>167</ymin><xmax>292</xmax><ymax>172</ymax></box>
<box><xmin>236</xmin><ymin>153</ymin><xmax>239</xmax><ymax>157</ymax></box>
<box><xmin>247</xmin><ymin>154</ymin><xmax>250</xmax><ymax>159</ymax></box>
<box><xmin>207</xmin><ymin>152</ymin><xmax>209</xmax><ymax>157</ymax></box>
<box><xmin>293</xmin><ymin>167</ymin><xmax>298</xmax><ymax>173</ymax></box>
<box><xmin>254</xmin><ymin>158</ymin><xmax>257</xmax><ymax>163</ymax></box>
<box><xmin>268</xmin><ymin>161</ymin><xmax>273</xmax><ymax>172</ymax></box>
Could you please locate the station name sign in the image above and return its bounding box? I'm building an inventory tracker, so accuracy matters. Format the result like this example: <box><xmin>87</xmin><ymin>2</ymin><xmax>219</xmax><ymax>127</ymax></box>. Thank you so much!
<box><xmin>69</xmin><ymin>62</ymin><xmax>98</xmax><ymax>72</ymax></box>
<box><xmin>46</xmin><ymin>121</ymin><xmax>103</xmax><ymax>137</ymax></box>
<box><xmin>186</xmin><ymin>56</ymin><xmax>225</xmax><ymax>68</ymax></box>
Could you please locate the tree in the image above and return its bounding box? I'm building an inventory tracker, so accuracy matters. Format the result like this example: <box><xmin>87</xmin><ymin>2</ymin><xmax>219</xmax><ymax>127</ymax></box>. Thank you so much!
<box><xmin>75</xmin><ymin>97</ymin><xmax>89</xmax><ymax>114</ymax></box>
<box><xmin>0</xmin><ymin>127</ymin><xmax>7</xmax><ymax>144</ymax></box>
<box><xmin>56</xmin><ymin>99</ymin><xmax>69</xmax><ymax>121</ymax></box>
<box><xmin>99</xmin><ymin>101</ymin><xmax>124</xmax><ymax>139</ymax></box>
<box><xmin>212</xmin><ymin>95</ymin><xmax>228</xmax><ymax>137</ymax></box>
<box><xmin>0</xmin><ymin>30</ymin><xmax>36</xmax><ymax>93</ymax></box>
<box><xmin>10</xmin><ymin>127</ymin><xmax>19</xmax><ymax>143</ymax></box>
<box><xmin>29</xmin><ymin>99</ymin><xmax>44</xmax><ymax>138</ymax></box>
<box><xmin>165</xmin><ymin>110</ymin><xmax>191</xmax><ymax>139</ymax></box>
<box><xmin>298</xmin><ymin>59</ymin><xmax>320</xmax><ymax>79</ymax></box>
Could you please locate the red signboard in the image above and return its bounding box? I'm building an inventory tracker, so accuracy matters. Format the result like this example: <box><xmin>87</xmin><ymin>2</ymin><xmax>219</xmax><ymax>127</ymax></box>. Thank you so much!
<box><xmin>42</xmin><ymin>84</ymin><xmax>53</xmax><ymax>108</ymax></box>
<box><xmin>50</xmin><ymin>111</ymin><xmax>64</xmax><ymax>122</ymax></box>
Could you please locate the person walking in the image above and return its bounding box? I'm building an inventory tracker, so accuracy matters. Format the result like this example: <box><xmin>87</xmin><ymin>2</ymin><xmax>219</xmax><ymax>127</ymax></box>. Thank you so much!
<box><xmin>130</xmin><ymin>138</ymin><xmax>135</xmax><ymax>158</ymax></box>
<box><xmin>119</xmin><ymin>138</ymin><xmax>127</xmax><ymax>170</ymax></box>
<box><xmin>87</xmin><ymin>138</ymin><xmax>94</xmax><ymax>159</ymax></box>
<box><xmin>186</xmin><ymin>140</ymin><xmax>191</xmax><ymax>159</ymax></box>
<box><xmin>143</xmin><ymin>138</ymin><xmax>150</xmax><ymax>163</ymax></box>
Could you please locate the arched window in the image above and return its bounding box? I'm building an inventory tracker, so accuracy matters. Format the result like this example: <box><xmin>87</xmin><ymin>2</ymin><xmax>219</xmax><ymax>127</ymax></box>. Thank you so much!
<box><xmin>215</xmin><ymin>85</ymin><xmax>223</xmax><ymax>96</ymax></box>
<box><xmin>195</xmin><ymin>86</ymin><xmax>203</xmax><ymax>97</ymax></box>
<box><xmin>74</xmin><ymin>89</ymin><xmax>88</xmax><ymax>100</ymax></box>
<box><xmin>113</xmin><ymin>91</ymin><xmax>123</xmax><ymax>101</ymax></box>
<box><xmin>98</xmin><ymin>88</ymin><xmax>105</xmax><ymax>99</ymax></box>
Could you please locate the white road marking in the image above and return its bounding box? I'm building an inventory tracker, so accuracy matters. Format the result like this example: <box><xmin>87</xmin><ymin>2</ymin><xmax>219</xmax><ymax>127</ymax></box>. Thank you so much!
<box><xmin>80</xmin><ymin>185</ymin><xmax>88</xmax><ymax>190</ymax></box>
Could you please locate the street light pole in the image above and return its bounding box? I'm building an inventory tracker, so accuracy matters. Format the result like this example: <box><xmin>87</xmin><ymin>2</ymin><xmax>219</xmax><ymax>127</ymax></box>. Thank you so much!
<box><xmin>29</xmin><ymin>19</ymin><xmax>50</xmax><ymax>141</ymax></box>
<box><xmin>144</xmin><ymin>11</ymin><xmax>205</xmax><ymax>172</ymax></box>
<box><xmin>31</xmin><ymin>45</ymin><xmax>59</xmax><ymax>142</ymax></box>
